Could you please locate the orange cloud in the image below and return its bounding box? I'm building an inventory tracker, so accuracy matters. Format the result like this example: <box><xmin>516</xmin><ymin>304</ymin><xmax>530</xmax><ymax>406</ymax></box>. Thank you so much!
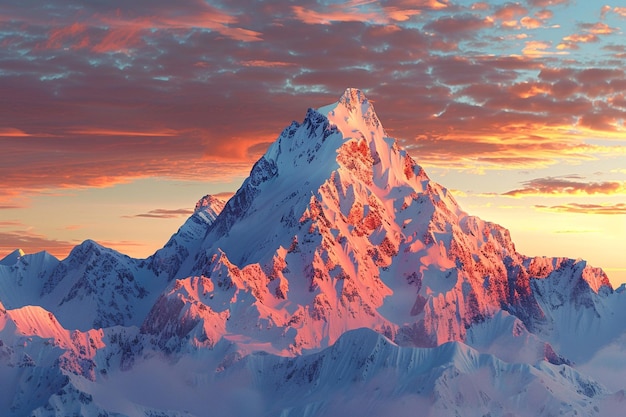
<box><xmin>130</xmin><ymin>11</ymin><xmax>262</xmax><ymax>42</ymax></box>
<box><xmin>510</xmin><ymin>81</ymin><xmax>551</xmax><ymax>98</ymax></box>
<box><xmin>393</xmin><ymin>0</ymin><xmax>449</xmax><ymax>10</ymax></box>
<box><xmin>494</xmin><ymin>3</ymin><xmax>528</xmax><ymax>20</ymax></box>
<box><xmin>562</xmin><ymin>33</ymin><xmax>600</xmax><ymax>43</ymax></box>
<box><xmin>535</xmin><ymin>203</ymin><xmax>626</xmax><ymax>215</ymax></box>
<box><xmin>291</xmin><ymin>5</ymin><xmax>387</xmax><ymax>25</ymax></box>
<box><xmin>609</xmin><ymin>94</ymin><xmax>626</xmax><ymax>108</ymax></box>
<box><xmin>0</xmin><ymin>128</ymin><xmax>31</xmax><ymax>137</ymax></box>
<box><xmin>534</xmin><ymin>9</ymin><xmax>553</xmax><ymax>20</ymax></box>
<box><xmin>581</xmin><ymin>22</ymin><xmax>618</xmax><ymax>35</ymax></box>
<box><xmin>69</xmin><ymin>128</ymin><xmax>178</xmax><ymax>137</ymax></box>
<box><xmin>503</xmin><ymin>177</ymin><xmax>626</xmax><ymax>197</ymax></box>
<box><xmin>38</xmin><ymin>4</ymin><xmax>262</xmax><ymax>51</ymax></box>
<box><xmin>0</xmin><ymin>133</ymin><xmax>253</xmax><ymax>207</ymax></box>
<box><xmin>520</xmin><ymin>16</ymin><xmax>542</xmax><ymax>29</ymax></box>
<box><xmin>471</xmin><ymin>2</ymin><xmax>490</xmax><ymax>11</ymax></box>
<box><xmin>292</xmin><ymin>1</ymin><xmax>447</xmax><ymax>26</ymax></box>
<box><xmin>522</xmin><ymin>40</ymin><xmax>554</xmax><ymax>56</ymax></box>
<box><xmin>383</xmin><ymin>7</ymin><xmax>422</xmax><ymax>22</ymax></box>
<box><xmin>557</xmin><ymin>32</ymin><xmax>602</xmax><ymax>50</ymax></box>
<box><xmin>501</xmin><ymin>20</ymin><xmax>519</xmax><ymax>29</ymax></box>
<box><xmin>527</xmin><ymin>0</ymin><xmax>571</xmax><ymax>6</ymax></box>
<box><xmin>240</xmin><ymin>60</ymin><xmax>295</xmax><ymax>68</ymax></box>
<box><xmin>63</xmin><ymin>225</ymin><xmax>85</xmax><ymax>231</ymax></box>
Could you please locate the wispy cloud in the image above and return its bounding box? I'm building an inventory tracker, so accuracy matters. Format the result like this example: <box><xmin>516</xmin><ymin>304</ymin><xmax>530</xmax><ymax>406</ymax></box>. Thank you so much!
<box><xmin>213</xmin><ymin>191</ymin><xmax>236</xmax><ymax>200</ymax></box>
<box><xmin>124</xmin><ymin>208</ymin><xmax>194</xmax><ymax>219</ymax></box>
<box><xmin>504</xmin><ymin>176</ymin><xmax>626</xmax><ymax>197</ymax></box>
<box><xmin>0</xmin><ymin>128</ymin><xmax>32</xmax><ymax>137</ymax></box>
<box><xmin>0</xmin><ymin>229</ymin><xmax>77</xmax><ymax>258</ymax></box>
<box><xmin>535</xmin><ymin>203</ymin><xmax>626</xmax><ymax>215</ymax></box>
<box><xmin>68</xmin><ymin>128</ymin><xmax>178</xmax><ymax>137</ymax></box>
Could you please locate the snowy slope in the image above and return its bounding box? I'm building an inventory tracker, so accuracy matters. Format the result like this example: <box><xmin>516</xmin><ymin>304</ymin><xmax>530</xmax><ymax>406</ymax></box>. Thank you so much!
<box><xmin>0</xmin><ymin>88</ymin><xmax>624</xmax><ymax>416</ymax></box>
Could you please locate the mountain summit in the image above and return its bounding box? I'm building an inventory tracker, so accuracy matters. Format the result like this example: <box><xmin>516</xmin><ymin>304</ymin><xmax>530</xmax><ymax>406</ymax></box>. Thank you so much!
<box><xmin>1</xmin><ymin>89</ymin><xmax>624</xmax><ymax>417</ymax></box>
<box><xmin>144</xmin><ymin>88</ymin><xmax>619</xmax><ymax>360</ymax></box>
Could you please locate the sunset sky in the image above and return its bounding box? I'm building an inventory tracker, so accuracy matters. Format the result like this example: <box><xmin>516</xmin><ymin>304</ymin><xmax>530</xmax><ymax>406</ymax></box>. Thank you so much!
<box><xmin>1</xmin><ymin>0</ymin><xmax>625</xmax><ymax>286</ymax></box>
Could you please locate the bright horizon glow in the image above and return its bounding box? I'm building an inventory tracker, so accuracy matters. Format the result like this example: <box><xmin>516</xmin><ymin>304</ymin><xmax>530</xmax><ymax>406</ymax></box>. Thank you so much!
<box><xmin>0</xmin><ymin>0</ymin><xmax>624</xmax><ymax>287</ymax></box>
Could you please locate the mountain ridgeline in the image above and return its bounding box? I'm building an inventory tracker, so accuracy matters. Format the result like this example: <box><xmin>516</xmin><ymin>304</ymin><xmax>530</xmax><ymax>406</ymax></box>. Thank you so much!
<box><xmin>1</xmin><ymin>88</ymin><xmax>624</xmax><ymax>417</ymax></box>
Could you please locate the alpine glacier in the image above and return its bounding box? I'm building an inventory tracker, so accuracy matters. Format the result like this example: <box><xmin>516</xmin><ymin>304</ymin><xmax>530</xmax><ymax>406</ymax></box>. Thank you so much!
<box><xmin>0</xmin><ymin>88</ymin><xmax>624</xmax><ymax>417</ymax></box>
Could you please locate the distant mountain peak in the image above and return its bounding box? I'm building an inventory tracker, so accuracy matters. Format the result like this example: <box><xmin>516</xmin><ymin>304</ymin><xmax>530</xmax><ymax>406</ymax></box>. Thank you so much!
<box><xmin>0</xmin><ymin>248</ymin><xmax>25</xmax><ymax>266</ymax></box>
<box><xmin>194</xmin><ymin>194</ymin><xmax>226</xmax><ymax>215</ymax></box>
<box><xmin>319</xmin><ymin>87</ymin><xmax>385</xmax><ymax>137</ymax></box>
<box><xmin>330</xmin><ymin>87</ymin><xmax>372</xmax><ymax>115</ymax></box>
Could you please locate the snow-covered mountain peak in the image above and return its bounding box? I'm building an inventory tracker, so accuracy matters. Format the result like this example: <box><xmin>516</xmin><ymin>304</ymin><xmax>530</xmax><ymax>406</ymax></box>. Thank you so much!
<box><xmin>0</xmin><ymin>248</ymin><xmax>25</xmax><ymax>266</ymax></box>
<box><xmin>147</xmin><ymin>195</ymin><xmax>226</xmax><ymax>281</ymax></box>
<box><xmin>160</xmin><ymin>89</ymin><xmax>624</xmax><ymax>361</ymax></box>
<box><xmin>320</xmin><ymin>87</ymin><xmax>385</xmax><ymax>136</ymax></box>
<box><xmin>194</xmin><ymin>194</ymin><xmax>226</xmax><ymax>217</ymax></box>
<box><xmin>261</xmin><ymin>88</ymin><xmax>386</xmax><ymax>175</ymax></box>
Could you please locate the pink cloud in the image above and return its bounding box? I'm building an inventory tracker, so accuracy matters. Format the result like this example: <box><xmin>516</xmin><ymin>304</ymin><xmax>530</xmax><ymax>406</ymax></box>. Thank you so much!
<box><xmin>34</xmin><ymin>1</ymin><xmax>263</xmax><ymax>50</ymax></box>
<box><xmin>0</xmin><ymin>128</ymin><xmax>32</xmax><ymax>137</ymax></box>
<box><xmin>91</xmin><ymin>27</ymin><xmax>144</xmax><ymax>53</ymax></box>
<box><xmin>240</xmin><ymin>60</ymin><xmax>295</xmax><ymax>68</ymax></box>
<box><xmin>561</xmin><ymin>33</ymin><xmax>600</xmax><ymax>43</ymax></box>
<box><xmin>383</xmin><ymin>8</ymin><xmax>421</xmax><ymax>22</ymax></box>
<box><xmin>425</xmin><ymin>14</ymin><xmax>494</xmax><ymax>37</ymax></box>
<box><xmin>522</xmin><ymin>40</ymin><xmax>553</xmax><ymax>56</ymax></box>
<box><xmin>291</xmin><ymin>4</ymin><xmax>388</xmax><ymax>25</ymax></box>
<box><xmin>534</xmin><ymin>9</ymin><xmax>553</xmax><ymax>20</ymax></box>
<box><xmin>68</xmin><ymin>128</ymin><xmax>178</xmax><ymax>137</ymax></box>
<box><xmin>520</xmin><ymin>16</ymin><xmax>542</xmax><ymax>29</ymax></box>
<box><xmin>535</xmin><ymin>203</ymin><xmax>626</xmax><ymax>215</ymax></box>
<box><xmin>614</xmin><ymin>7</ymin><xmax>626</xmax><ymax>18</ymax></box>
<box><xmin>580</xmin><ymin>22</ymin><xmax>618</xmax><ymax>35</ymax></box>
<box><xmin>526</xmin><ymin>0</ymin><xmax>571</xmax><ymax>7</ymax></box>
<box><xmin>471</xmin><ymin>2</ymin><xmax>490</xmax><ymax>11</ymax></box>
<box><xmin>494</xmin><ymin>3</ymin><xmax>528</xmax><ymax>20</ymax></box>
<box><xmin>42</xmin><ymin>22</ymin><xmax>89</xmax><ymax>50</ymax></box>
<box><xmin>504</xmin><ymin>176</ymin><xmax>626</xmax><ymax>197</ymax></box>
